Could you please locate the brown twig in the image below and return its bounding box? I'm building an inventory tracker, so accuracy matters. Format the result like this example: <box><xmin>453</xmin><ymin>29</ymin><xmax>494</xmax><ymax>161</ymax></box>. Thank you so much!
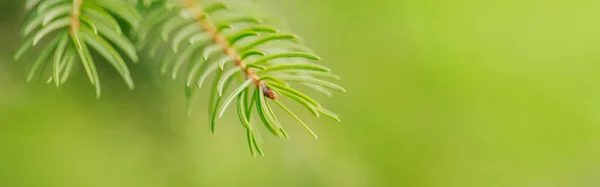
<box><xmin>70</xmin><ymin>0</ymin><xmax>82</xmax><ymax>34</ymax></box>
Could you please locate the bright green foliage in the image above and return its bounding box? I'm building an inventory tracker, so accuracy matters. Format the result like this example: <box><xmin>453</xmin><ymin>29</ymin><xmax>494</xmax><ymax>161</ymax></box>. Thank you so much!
<box><xmin>17</xmin><ymin>0</ymin><xmax>141</xmax><ymax>98</ymax></box>
<box><xmin>16</xmin><ymin>0</ymin><xmax>344</xmax><ymax>155</ymax></box>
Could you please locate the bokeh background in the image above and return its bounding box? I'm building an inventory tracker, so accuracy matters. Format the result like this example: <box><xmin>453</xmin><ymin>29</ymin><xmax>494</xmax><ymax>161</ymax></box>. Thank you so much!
<box><xmin>2</xmin><ymin>0</ymin><xmax>600</xmax><ymax>186</ymax></box>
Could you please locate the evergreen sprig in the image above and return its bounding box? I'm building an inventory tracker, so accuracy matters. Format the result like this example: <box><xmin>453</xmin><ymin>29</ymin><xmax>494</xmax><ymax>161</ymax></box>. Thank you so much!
<box><xmin>16</xmin><ymin>0</ymin><xmax>141</xmax><ymax>98</ymax></box>
<box><xmin>16</xmin><ymin>0</ymin><xmax>344</xmax><ymax>155</ymax></box>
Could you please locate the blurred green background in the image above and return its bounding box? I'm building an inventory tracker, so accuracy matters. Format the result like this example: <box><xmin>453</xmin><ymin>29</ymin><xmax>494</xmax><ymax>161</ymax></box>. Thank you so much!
<box><xmin>2</xmin><ymin>0</ymin><xmax>600</xmax><ymax>186</ymax></box>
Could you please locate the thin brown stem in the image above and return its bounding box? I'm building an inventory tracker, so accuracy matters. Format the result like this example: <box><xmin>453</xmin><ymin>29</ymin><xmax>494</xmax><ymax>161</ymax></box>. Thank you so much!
<box><xmin>70</xmin><ymin>0</ymin><xmax>82</xmax><ymax>34</ymax></box>
<box><xmin>184</xmin><ymin>0</ymin><xmax>278</xmax><ymax>99</ymax></box>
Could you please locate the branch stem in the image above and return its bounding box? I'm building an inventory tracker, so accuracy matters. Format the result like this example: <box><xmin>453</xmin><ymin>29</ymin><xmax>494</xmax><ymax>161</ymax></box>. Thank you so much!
<box><xmin>70</xmin><ymin>0</ymin><xmax>82</xmax><ymax>34</ymax></box>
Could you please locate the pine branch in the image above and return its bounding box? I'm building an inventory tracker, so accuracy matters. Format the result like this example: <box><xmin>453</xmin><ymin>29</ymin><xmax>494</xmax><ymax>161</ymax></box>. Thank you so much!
<box><xmin>16</xmin><ymin>0</ymin><xmax>141</xmax><ymax>98</ymax></box>
<box><xmin>138</xmin><ymin>0</ymin><xmax>345</xmax><ymax>155</ymax></box>
<box><xmin>15</xmin><ymin>0</ymin><xmax>344</xmax><ymax>155</ymax></box>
